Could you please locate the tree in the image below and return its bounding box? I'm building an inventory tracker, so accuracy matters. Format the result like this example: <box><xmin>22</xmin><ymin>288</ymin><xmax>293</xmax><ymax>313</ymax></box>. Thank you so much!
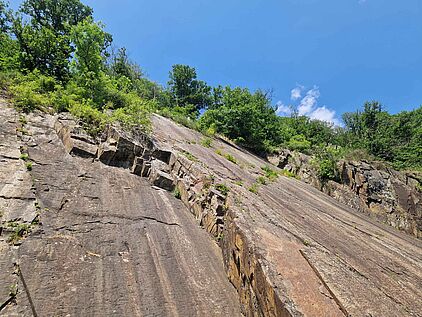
<box><xmin>199</xmin><ymin>86</ymin><xmax>281</xmax><ymax>152</ymax></box>
<box><xmin>70</xmin><ymin>18</ymin><xmax>112</xmax><ymax>76</ymax></box>
<box><xmin>109</xmin><ymin>47</ymin><xmax>142</xmax><ymax>81</ymax></box>
<box><xmin>168</xmin><ymin>64</ymin><xmax>211</xmax><ymax>115</ymax></box>
<box><xmin>12</xmin><ymin>0</ymin><xmax>93</xmax><ymax>80</ymax></box>
<box><xmin>0</xmin><ymin>0</ymin><xmax>11</xmax><ymax>33</ymax></box>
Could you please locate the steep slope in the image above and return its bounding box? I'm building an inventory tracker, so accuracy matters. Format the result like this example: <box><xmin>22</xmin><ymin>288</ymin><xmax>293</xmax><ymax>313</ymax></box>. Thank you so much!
<box><xmin>0</xmin><ymin>101</ymin><xmax>241</xmax><ymax>316</ymax></box>
<box><xmin>268</xmin><ymin>150</ymin><xmax>422</xmax><ymax>238</ymax></box>
<box><xmin>151</xmin><ymin>115</ymin><xmax>422</xmax><ymax>317</ymax></box>
<box><xmin>1</xmin><ymin>99</ymin><xmax>421</xmax><ymax>317</ymax></box>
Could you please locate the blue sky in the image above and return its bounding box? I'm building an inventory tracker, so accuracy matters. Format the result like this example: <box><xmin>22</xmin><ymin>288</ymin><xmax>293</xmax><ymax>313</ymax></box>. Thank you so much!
<box><xmin>13</xmin><ymin>0</ymin><xmax>422</xmax><ymax>123</ymax></box>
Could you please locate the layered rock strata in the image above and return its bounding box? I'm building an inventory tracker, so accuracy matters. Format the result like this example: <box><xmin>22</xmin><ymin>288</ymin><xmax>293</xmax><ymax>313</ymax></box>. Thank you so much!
<box><xmin>1</xmin><ymin>102</ymin><xmax>422</xmax><ymax>317</ymax></box>
<box><xmin>269</xmin><ymin>150</ymin><xmax>422</xmax><ymax>238</ymax></box>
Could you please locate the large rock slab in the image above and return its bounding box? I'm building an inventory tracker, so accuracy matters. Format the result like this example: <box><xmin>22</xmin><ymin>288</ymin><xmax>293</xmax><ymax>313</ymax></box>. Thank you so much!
<box><xmin>0</xmin><ymin>101</ymin><xmax>242</xmax><ymax>316</ymax></box>
<box><xmin>151</xmin><ymin>114</ymin><xmax>422</xmax><ymax>317</ymax></box>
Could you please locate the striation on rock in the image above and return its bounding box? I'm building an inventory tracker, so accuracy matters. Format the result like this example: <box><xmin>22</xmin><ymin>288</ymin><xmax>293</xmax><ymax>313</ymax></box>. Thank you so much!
<box><xmin>1</xmin><ymin>99</ymin><xmax>422</xmax><ymax>317</ymax></box>
<box><xmin>269</xmin><ymin>149</ymin><xmax>422</xmax><ymax>238</ymax></box>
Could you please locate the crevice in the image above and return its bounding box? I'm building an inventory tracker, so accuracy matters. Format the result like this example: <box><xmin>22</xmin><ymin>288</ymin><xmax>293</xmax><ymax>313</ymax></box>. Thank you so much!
<box><xmin>17</xmin><ymin>264</ymin><xmax>38</xmax><ymax>317</ymax></box>
<box><xmin>299</xmin><ymin>250</ymin><xmax>349</xmax><ymax>317</ymax></box>
<box><xmin>0</xmin><ymin>195</ymin><xmax>36</xmax><ymax>201</ymax></box>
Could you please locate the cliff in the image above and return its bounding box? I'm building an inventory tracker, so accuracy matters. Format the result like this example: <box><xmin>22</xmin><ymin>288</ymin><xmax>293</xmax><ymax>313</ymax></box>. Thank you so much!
<box><xmin>269</xmin><ymin>150</ymin><xmax>422</xmax><ymax>238</ymax></box>
<box><xmin>1</xmin><ymin>99</ymin><xmax>421</xmax><ymax>316</ymax></box>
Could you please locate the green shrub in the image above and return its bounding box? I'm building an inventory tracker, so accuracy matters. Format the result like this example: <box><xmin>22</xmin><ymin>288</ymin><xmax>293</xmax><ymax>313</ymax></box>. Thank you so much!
<box><xmin>279</xmin><ymin>169</ymin><xmax>297</xmax><ymax>178</ymax></box>
<box><xmin>248</xmin><ymin>183</ymin><xmax>259</xmax><ymax>194</ymax></box>
<box><xmin>68</xmin><ymin>100</ymin><xmax>108</xmax><ymax>135</ymax></box>
<box><xmin>257</xmin><ymin>176</ymin><xmax>267</xmax><ymax>185</ymax></box>
<box><xmin>312</xmin><ymin>147</ymin><xmax>341</xmax><ymax>182</ymax></box>
<box><xmin>215</xmin><ymin>183</ymin><xmax>230</xmax><ymax>196</ymax></box>
<box><xmin>173</xmin><ymin>188</ymin><xmax>181</xmax><ymax>199</ymax></box>
<box><xmin>9</xmin><ymin>71</ymin><xmax>60</xmax><ymax>113</ymax></box>
<box><xmin>19</xmin><ymin>153</ymin><xmax>29</xmax><ymax>161</ymax></box>
<box><xmin>261</xmin><ymin>165</ymin><xmax>278</xmax><ymax>181</ymax></box>
<box><xmin>111</xmin><ymin>95</ymin><xmax>154</xmax><ymax>132</ymax></box>
<box><xmin>200</xmin><ymin>137</ymin><xmax>213</xmax><ymax>148</ymax></box>
<box><xmin>224</xmin><ymin>153</ymin><xmax>237</xmax><ymax>164</ymax></box>
<box><xmin>287</xmin><ymin>134</ymin><xmax>311</xmax><ymax>153</ymax></box>
<box><xmin>25</xmin><ymin>162</ymin><xmax>33</xmax><ymax>171</ymax></box>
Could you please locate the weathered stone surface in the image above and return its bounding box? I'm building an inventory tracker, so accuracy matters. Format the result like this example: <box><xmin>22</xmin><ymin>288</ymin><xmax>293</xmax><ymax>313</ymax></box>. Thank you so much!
<box><xmin>151</xmin><ymin>115</ymin><xmax>422</xmax><ymax>317</ymax></box>
<box><xmin>270</xmin><ymin>149</ymin><xmax>422</xmax><ymax>238</ymax></box>
<box><xmin>2</xmin><ymin>100</ymin><xmax>422</xmax><ymax>317</ymax></box>
<box><xmin>0</xmin><ymin>100</ymin><xmax>242</xmax><ymax>316</ymax></box>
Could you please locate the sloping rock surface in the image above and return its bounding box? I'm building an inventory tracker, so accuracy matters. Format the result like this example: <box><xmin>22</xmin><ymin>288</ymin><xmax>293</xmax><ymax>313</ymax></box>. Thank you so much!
<box><xmin>269</xmin><ymin>150</ymin><xmax>422</xmax><ymax>238</ymax></box>
<box><xmin>0</xmin><ymin>102</ymin><xmax>241</xmax><ymax>316</ymax></box>
<box><xmin>1</xmin><ymin>100</ymin><xmax>422</xmax><ymax>317</ymax></box>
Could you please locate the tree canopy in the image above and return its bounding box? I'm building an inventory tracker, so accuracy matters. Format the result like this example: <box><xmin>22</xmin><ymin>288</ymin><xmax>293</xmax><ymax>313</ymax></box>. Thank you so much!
<box><xmin>0</xmin><ymin>0</ymin><xmax>420</xmax><ymax>172</ymax></box>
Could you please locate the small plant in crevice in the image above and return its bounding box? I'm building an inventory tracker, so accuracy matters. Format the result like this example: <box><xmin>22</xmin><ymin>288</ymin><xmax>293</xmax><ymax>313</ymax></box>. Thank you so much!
<box><xmin>248</xmin><ymin>183</ymin><xmax>259</xmax><ymax>194</ymax></box>
<box><xmin>224</xmin><ymin>153</ymin><xmax>237</xmax><ymax>164</ymax></box>
<box><xmin>200</xmin><ymin>137</ymin><xmax>213</xmax><ymax>148</ymax></box>
<box><xmin>257</xmin><ymin>176</ymin><xmax>267</xmax><ymax>185</ymax></box>
<box><xmin>215</xmin><ymin>183</ymin><xmax>230</xmax><ymax>197</ymax></box>
<box><xmin>9</xmin><ymin>283</ymin><xmax>18</xmax><ymax>299</ymax></box>
<box><xmin>19</xmin><ymin>115</ymin><xmax>28</xmax><ymax>125</ymax></box>
<box><xmin>261</xmin><ymin>165</ymin><xmax>278</xmax><ymax>182</ymax></box>
<box><xmin>182</xmin><ymin>150</ymin><xmax>198</xmax><ymax>162</ymax></box>
<box><xmin>234</xmin><ymin>180</ymin><xmax>243</xmax><ymax>187</ymax></box>
<box><xmin>25</xmin><ymin>162</ymin><xmax>33</xmax><ymax>171</ymax></box>
<box><xmin>279</xmin><ymin>169</ymin><xmax>298</xmax><ymax>179</ymax></box>
<box><xmin>173</xmin><ymin>188</ymin><xmax>181</xmax><ymax>199</ymax></box>
<box><xmin>16</xmin><ymin>127</ymin><xmax>29</xmax><ymax>135</ymax></box>
<box><xmin>19</xmin><ymin>153</ymin><xmax>29</xmax><ymax>161</ymax></box>
<box><xmin>7</xmin><ymin>222</ymin><xmax>32</xmax><ymax>245</ymax></box>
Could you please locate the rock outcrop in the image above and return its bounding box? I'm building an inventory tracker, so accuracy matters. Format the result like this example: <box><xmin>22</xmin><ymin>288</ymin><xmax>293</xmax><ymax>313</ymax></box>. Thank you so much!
<box><xmin>1</xmin><ymin>99</ymin><xmax>422</xmax><ymax>317</ymax></box>
<box><xmin>269</xmin><ymin>150</ymin><xmax>422</xmax><ymax>238</ymax></box>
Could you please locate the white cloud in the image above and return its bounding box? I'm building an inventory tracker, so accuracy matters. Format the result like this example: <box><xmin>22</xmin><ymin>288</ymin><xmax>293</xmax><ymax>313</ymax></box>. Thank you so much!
<box><xmin>290</xmin><ymin>84</ymin><xmax>304</xmax><ymax>101</ymax></box>
<box><xmin>309</xmin><ymin>106</ymin><xmax>341</xmax><ymax>126</ymax></box>
<box><xmin>298</xmin><ymin>86</ymin><xmax>320</xmax><ymax>116</ymax></box>
<box><xmin>277</xmin><ymin>85</ymin><xmax>341</xmax><ymax>126</ymax></box>
<box><xmin>276</xmin><ymin>102</ymin><xmax>291</xmax><ymax>116</ymax></box>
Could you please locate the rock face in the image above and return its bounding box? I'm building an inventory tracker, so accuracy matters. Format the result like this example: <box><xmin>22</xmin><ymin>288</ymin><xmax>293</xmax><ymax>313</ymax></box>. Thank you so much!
<box><xmin>0</xmin><ymin>102</ymin><xmax>241</xmax><ymax>316</ymax></box>
<box><xmin>269</xmin><ymin>150</ymin><xmax>422</xmax><ymax>238</ymax></box>
<box><xmin>1</xmin><ymin>99</ymin><xmax>422</xmax><ymax>317</ymax></box>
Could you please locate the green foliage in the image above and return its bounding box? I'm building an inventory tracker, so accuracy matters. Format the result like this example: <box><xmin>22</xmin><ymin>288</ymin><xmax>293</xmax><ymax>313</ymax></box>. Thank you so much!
<box><xmin>9</xmin><ymin>283</ymin><xmax>18</xmax><ymax>298</ymax></box>
<box><xmin>279</xmin><ymin>169</ymin><xmax>297</xmax><ymax>179</ymax></box>
<box><xmin>157</xmin><ymin>105</ymin><xmax>199</xmax><ymax>130</ymax></box>
<box><xmin>287</xmin><ymin>134</ymin><xmax>311</xmax><ymax>153</ymax></box>
<box><xmin>200</xmin><ymin>137</ymin><xmax>213</xmax><ymax>148</ymax></box>
<box><xmin>182</xmin><ymin>150</ymin><xmax>198</xmax><ymax>162</ymax></box>
<box><xmin>168</xmin><ymin>64</ymin><xmax>211</xmax><ymax>116</ymax></box>
<box><xmin>173</xmin><ymin>187</ymin><xmax>181</xmax><ymax>199</ymax></box>
<box><xmin>312</xmin><ymin>147</ymin><xmax>342</xmax><ymax>182</ymax></box>
<box><xmin>257</xmin><ymin>176</ymin><xmax>267</xmax><ymax>185</ymax></box>
<box><xmin>7</xmin><ymin>222</ymin><xmax>31</xmax><ymax>244</ymax></box>
<box><xmin>248</xmin><ymin>183</ymin><xmax>259</xmax><ymax>194</ymax></box>
<box><xmin>9</xmin><ymin>71</ymin><xmax>58</xmax><ymax>112</ymax></box>
<box><xmin>215</xmin><ymin>183</ymin><xmax>230</xmax><ymax>196</ymax></box>
<box><xmin>25</xmin><ymin>161</ymin><xmax>32</xmax><ymax>170</ymax></box>
<box><xmin>224</xmin><ymin>153</ymin><xmax>237</xmax><ymax>164</ymax></box>
<box><xmin>70</xmin><ymin>18</ymin><xmax>111</xmax><ymax>78</ymax></box>
<box><xmin>19</xmin><ymin>153</ymin><xmax>29</xmax><ymax>161</ymax></box>
<box><xmin>342</xmin><ymin>102</ymin><xmax>422</xmax><ymax>170</ymax></box>
<box><xmin>12</xmin><ymin>0</ymin><xmax>93</xmax><ymax>80</ymax></box>
<box><xmin>199</xmin><ymin>87</ymin><xmax>281</xmax><ymax>153</ymax></box>
<box><xmin>261</xmin><ymin>165</ymin><xmax>278</xmax><ymax>181</ymax></box>
<box><xmin>111</xmin><ymin>95</ymin><xmax>154</xmax><ymax>132</ymax></box>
